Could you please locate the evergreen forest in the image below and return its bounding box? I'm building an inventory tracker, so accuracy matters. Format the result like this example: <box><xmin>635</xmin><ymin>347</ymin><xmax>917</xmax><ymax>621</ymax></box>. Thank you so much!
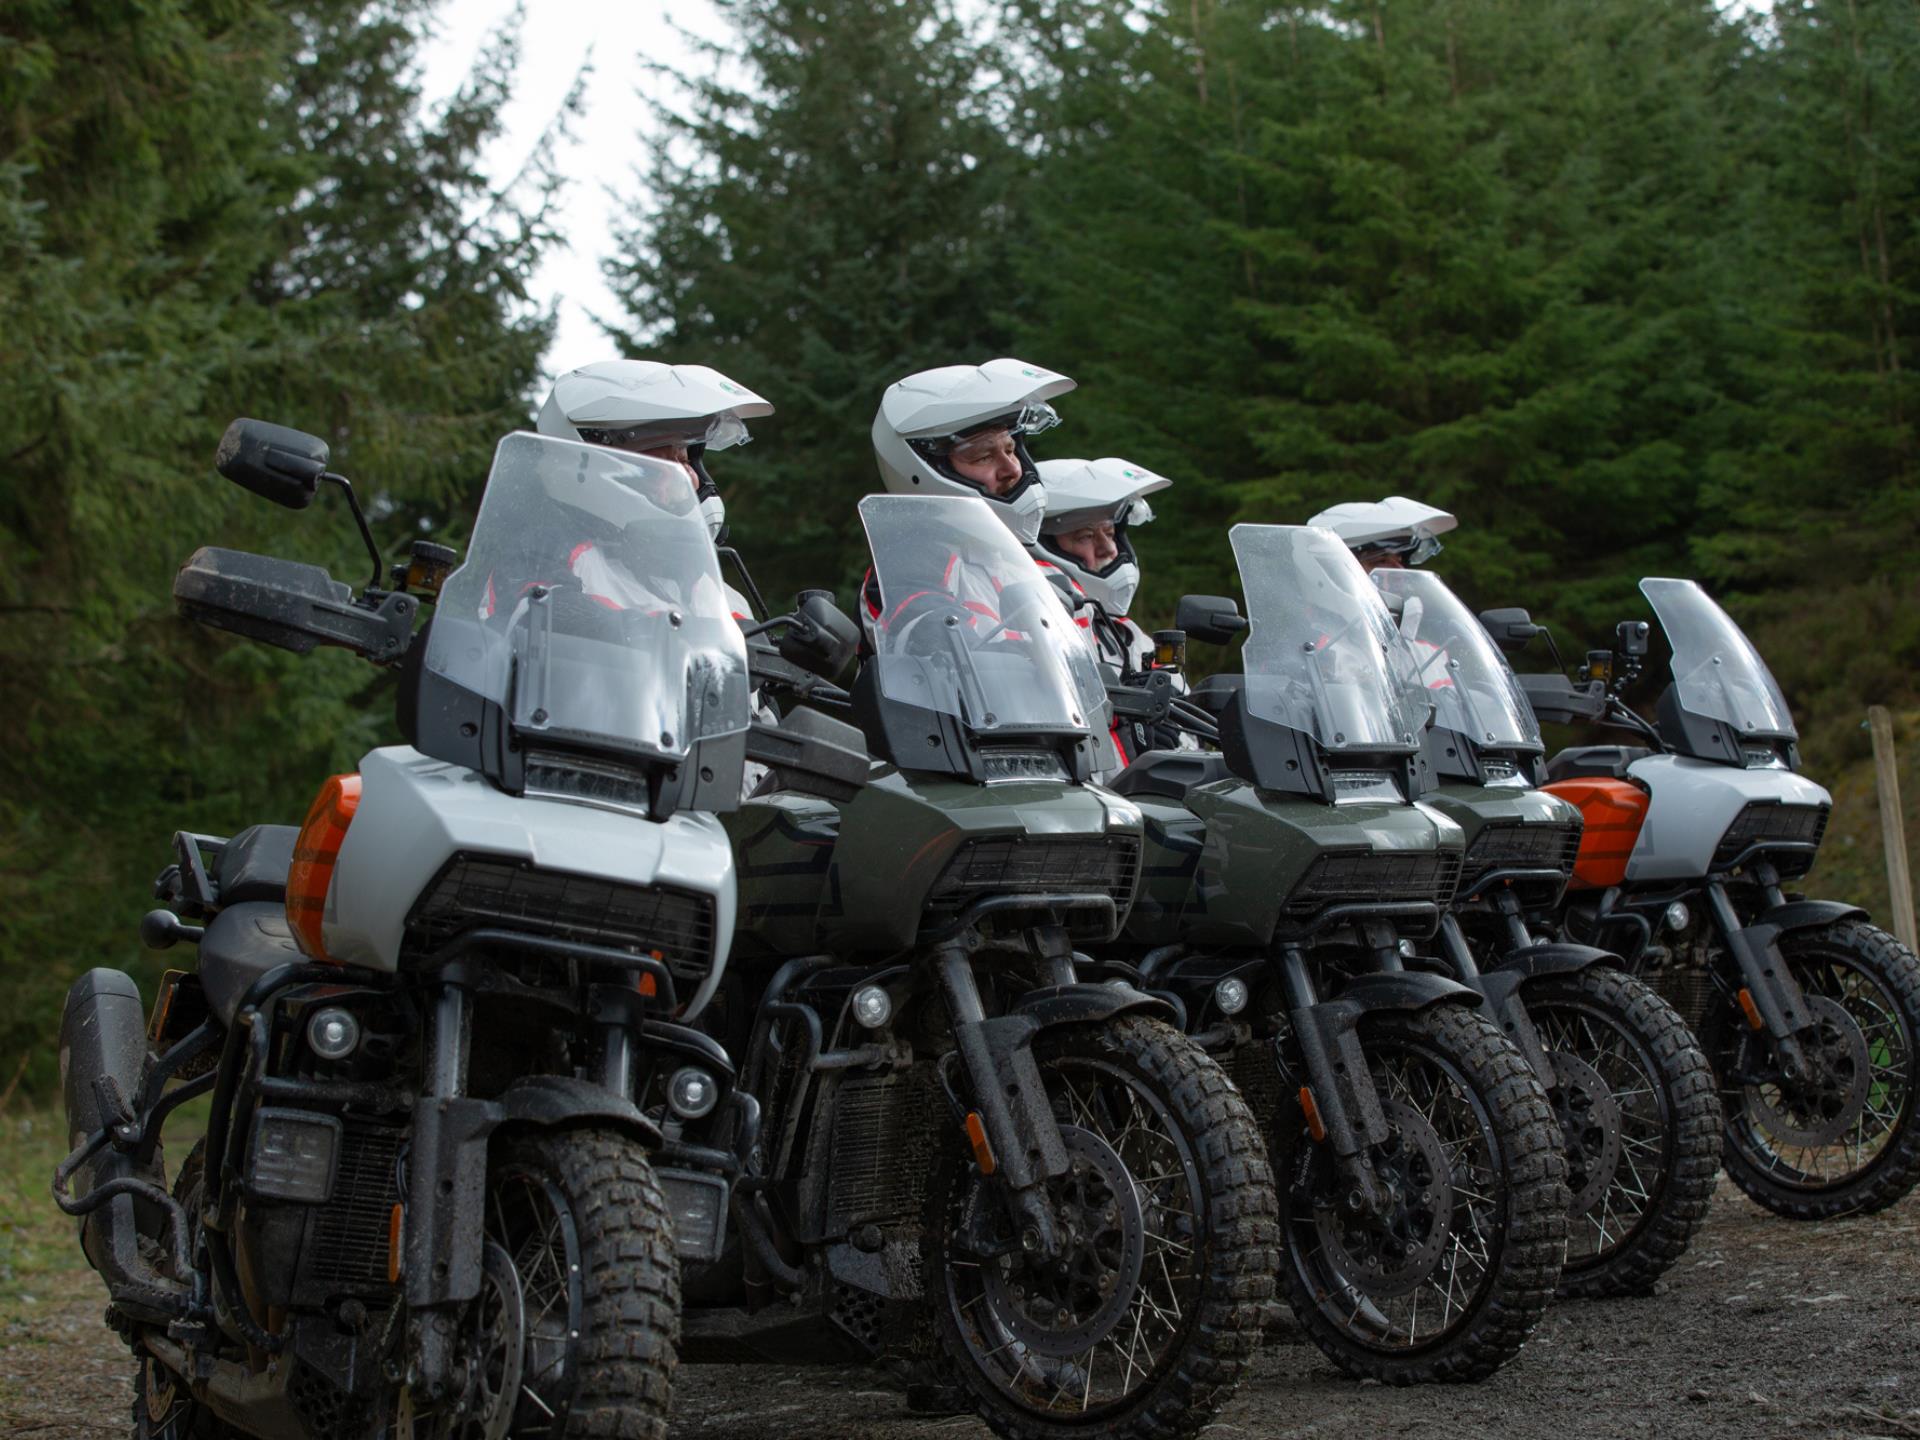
<box><xmin>2</xmin><ymin>0</ymin><xmax>1916</xmax><ymax>1091</ymax></box>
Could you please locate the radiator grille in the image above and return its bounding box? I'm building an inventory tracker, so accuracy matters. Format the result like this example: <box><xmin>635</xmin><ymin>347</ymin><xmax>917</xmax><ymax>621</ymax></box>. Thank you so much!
<box><xmin>924</xmin><ymin>836</ymin><xmax>1140</xmax><ymax>922</ymax></box>
<box><xmin>1286</xmin><ymin>849</ymin><xmax>1463</xmax><ymax>918</ymax></box>
<box><xmin>1461</xmin><ymin>822</ymin><xmax>1581</xmax><ymax>890</ymax></box>
<box><xmin>405</xmin><ymin>852</ymin><xmax>716</xmax><ymax>984</ymax></box>
<box><xmin>1712</xmin><ymin>802</ymin><xmax>1829</xmax><ymax>877</ymax></box>
<box><xmin>304</xmin><ymin>1123</ymin><xmax>402</xmax><ymax>1291</ymax></box>
<box><xmin>824</xmin><ymin>1070</ymin><xmax>940</xmax><ymax>1234</ymax></box>
<box><xmin>1650</xmin><ymin>962</ymin><xmax>1718</xmax><ymax>1032</ymax></box>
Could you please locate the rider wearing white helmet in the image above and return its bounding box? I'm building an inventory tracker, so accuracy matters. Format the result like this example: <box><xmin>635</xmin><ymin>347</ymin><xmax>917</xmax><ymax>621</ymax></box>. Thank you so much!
<box><xmin>1306</xmin><ymin>495</ymin><xmax>1458</xmax><ymax>573</ymax></box>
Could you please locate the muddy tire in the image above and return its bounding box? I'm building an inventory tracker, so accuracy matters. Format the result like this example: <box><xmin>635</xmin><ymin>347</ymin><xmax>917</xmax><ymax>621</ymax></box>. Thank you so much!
<box><xmin>924</xmin><ymin>1016</ymin><xmax>1279</xmax><ymax>1440</ymax></box>
<box><xmin>1526</xmin><ymin>967</ymin><xmax>1721</xmax><ymax>1297</ymax></box>
<box><xmin>1706</xmin><ymin>920</ymin><xmax>1920</xmax><ymax>1221</ymax></box>
<box><xmin>1274</xmin><ymin>1002</ymin><xmax>1567</xmax><ymax>1384</ymax></box>
<box><xmin>487</xmin><ymin>1128</ymin><xmax>680</xmax><ymax>1439</ymax></box>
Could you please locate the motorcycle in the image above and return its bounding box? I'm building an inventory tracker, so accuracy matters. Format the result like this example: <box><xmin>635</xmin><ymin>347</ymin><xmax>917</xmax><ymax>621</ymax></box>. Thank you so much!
<box><xmin>1507</xmin><ymin>576</ymin><xmax>1920</xmax><ymax>1220</ymax></box>
<box><xmin>1093</xmin><ymin>524</ymin><xmax>1568</xmax><ymax>1385</ymax></box>
<box><xmin>687</xmin><ymin>493</ymin><xmax>1279</xmax><ymax>1440</ymax></box>
<box><xmin>1372</xmin><ymin>567</ymin><xmax>1721</xmax><ymax>1297</ymax></box>
<box><xmin>55</xmin><ymin>421</ymin><xmax>753</xmax><ymax>1439</ymax></box>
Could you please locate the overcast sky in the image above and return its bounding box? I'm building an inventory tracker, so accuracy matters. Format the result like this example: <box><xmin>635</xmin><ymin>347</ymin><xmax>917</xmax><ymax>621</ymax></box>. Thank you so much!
<box><xmin>416</xmin><ymin>0</ymin><xmax>727</xmax><ymax>387</ymax></box>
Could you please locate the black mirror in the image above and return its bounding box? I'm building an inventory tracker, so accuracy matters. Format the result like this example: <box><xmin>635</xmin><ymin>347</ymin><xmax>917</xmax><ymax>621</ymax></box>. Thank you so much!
<box><xmin>1175</xmin><ymin>594</ymin><xmax>1248</xmax><ymax>645</ymax></box>
<box><xmin>1478</xmin><ymin>607</ymin><xmax>1540</xmax><ymax>651</ymax></box>
<box><xmin>778</xmin><ymin>589</ymin><xmax>859</xmax><ymax>680</ymax></box>
<box><xmin>214</xmin><ymin>418</ymin><xmax>329</xmax><ymax>509</ymax></box>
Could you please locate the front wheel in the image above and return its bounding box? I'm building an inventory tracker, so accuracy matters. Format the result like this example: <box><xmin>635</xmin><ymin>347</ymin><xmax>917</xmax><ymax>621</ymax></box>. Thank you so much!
<box><xmin>1274</xmin><ymin>1003</ymin><xmax>1568</xmax><ymax>1385</ymax></box>
<box><xmin>1706</xmin><ymin>919</ymin><xmax>1920</xmax><ymax>1220</ymax></box>
<box><xmin>473</xmin><ymin>1128</ymin><xmax>680</xmax><ymax>1439</ymax></box>
<box><xmin>924</xmin><ymin>1016</ymin><xmax>1279</xmax><ymax>1440</ymax></box>
<box><xmin>1526</xmin><ymin>967</ymin><xmax>1722</xmax><ymax>1297</ymax></box>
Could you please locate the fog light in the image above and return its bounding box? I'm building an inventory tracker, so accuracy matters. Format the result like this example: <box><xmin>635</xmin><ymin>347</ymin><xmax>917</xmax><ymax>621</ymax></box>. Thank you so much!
<box><xmin>306</xmin><ymin>1006</ymin><xmax>361</xmax><ymax>1061</ymax></box>
<box><xmin>246</xmin><ymin>1108</ymin><xmax>341</xmax><ymax>1203</ymax></box>
<box><xmin>1664</xmin><ymin>902</ymin><xmax>1691</xmax><ymax>933</ymax></box>
<box><xmin>1214</xmin><ymin>977</ymin><xmax>1250</xmax><ymax>1016</ymax></box>
<box><xmin>657</xmin><ymin>1167</ymin><xmax>729</xmax><ymax>1263</ymax></box>
<box><xmin>851</xmin><ymin>985</ymin><xmax>894</xmax><ymax>1030</ymax></box>
<box><xmin>668</xmin><ymin>1067</ymin><xmax>719</xmax><ymax>1120</ymax></box>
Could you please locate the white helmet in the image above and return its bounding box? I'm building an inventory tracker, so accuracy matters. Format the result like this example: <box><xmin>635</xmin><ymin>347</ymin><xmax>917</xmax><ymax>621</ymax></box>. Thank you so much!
<box><xmin>871</xmin><ymin>357</ymin><xmax>1076</xmax><ymax>546</ymax></box>
<box><xmin>1307</xmin><ymin>495</ymin><xmax>1458</xmax><ymax>566</ymax></box>
<box><xmin>1031</xmin><ymin>457</ymin><xmax>1172</xmax><ymax>616</ymax></box>
<box><xmin>536</xmin><ymin>360</ymin><xmax>774</xmax><ymax>539</ymax></box>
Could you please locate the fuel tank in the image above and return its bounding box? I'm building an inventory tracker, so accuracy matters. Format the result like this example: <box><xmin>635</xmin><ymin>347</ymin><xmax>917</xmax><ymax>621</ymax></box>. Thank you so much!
<box><xmin>725</xmin><ymin>767</ymin><xmax>1143</xmax><ymax>954</ymax></box>
<box><xmin>1123</xmin><ymin>777</ymin><xmax>1464</xmax><ymax>948</ymax></box>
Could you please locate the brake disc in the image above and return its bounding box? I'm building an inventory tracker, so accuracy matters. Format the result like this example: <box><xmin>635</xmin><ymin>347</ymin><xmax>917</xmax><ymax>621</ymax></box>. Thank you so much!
<box><xmin>1315</xmin><ymin>1097</ymin><xmax>1453</xmax><ymax>1300</ymax></box>
<box><xmin>980</xmin><ymin>1123</ymin><xmax>1147</xmax><ymax>1358</ymax></box>
<box><xmin>1548</xmin><ymin>1051</ymin><xmax>1626</xmax><ymax>1217</ymax></box>
<box><xmin>1752</xmin><ymin>994</ymin><xmax>1872</xmax><ymax>1147</ymax></box>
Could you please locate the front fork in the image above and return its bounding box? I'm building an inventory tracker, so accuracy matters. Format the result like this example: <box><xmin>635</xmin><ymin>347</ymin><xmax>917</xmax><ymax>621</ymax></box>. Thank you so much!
<box><xmin>935</xmin><ymin>932</ymin><xmax>1075</xmax><ymax>1257</ymax></box>
<box><xmin>1703</xmin><ymin>874</ymin><xmax>1814</xmax><ymax>1081</ymax></box>
<box><xmin>1437</xmin><ymin>904</ymin><xmax>1557</xmax><ymax>1092</ymax></box>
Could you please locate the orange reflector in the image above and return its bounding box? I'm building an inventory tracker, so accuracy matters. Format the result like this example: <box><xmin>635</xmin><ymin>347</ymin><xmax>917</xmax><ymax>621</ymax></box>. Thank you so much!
<box><xmin>149</xmin><ymin>970</ymin><xmax>183</xmax><ymax>1043</ymax></box>
<box><xmin>286</xmin><ymin>773</ymin><xmax>361</xmax><ymax>962</ymax></box>
<box><xmin>964</xmin><ymin>1112</ymin><xmax>996</xmax><ymax>1176</ymax></box>
<box><xmin>387</xmin><ymin>1203</ymin><xmax>404</xmax><ymax>1284</ymax></box>
<box><xmin>1299</xmin><ymin>1086</ymin><xmax>1327</xmax><ymax>1144</ymax></box>
<box><xmin>1738</xmin><ymin>987</ymin><xmax>1765</xmax><ymax>1030</ymax></box>
<box><xmin>635</xmin><ymin>971</ymin><xmax>658</xmax><ymax>998</ymax></box>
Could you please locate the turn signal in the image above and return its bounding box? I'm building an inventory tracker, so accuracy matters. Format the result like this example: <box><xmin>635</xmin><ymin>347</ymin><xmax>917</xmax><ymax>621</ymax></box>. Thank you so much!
<box><xmin>286</xmin><ymin>774</ymin><xmax>361</xmax><ymax>962</ymax></box>
<box><xmin>1738</xmin><ymin>987</ymin><xmax>1765</xmax><ymax>1031</ymax></box>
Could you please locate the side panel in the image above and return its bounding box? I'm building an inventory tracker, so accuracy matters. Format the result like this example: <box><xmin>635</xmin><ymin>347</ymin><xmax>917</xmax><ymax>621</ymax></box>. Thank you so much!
<box><xmin>1623</xmin><ymin>755</ymin><xmax>1831</xmax><ymax>882</ymax></box>
<box><xmin>323</xmin><ymin>746</ymin><xmax>737</xmax><ymax>985</ymax></box>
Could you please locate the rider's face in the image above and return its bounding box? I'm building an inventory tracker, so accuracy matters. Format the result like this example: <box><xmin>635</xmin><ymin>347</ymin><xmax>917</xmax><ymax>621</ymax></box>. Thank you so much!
<box><xmin>1055</xmin><ymin>519</ymin><xmax>1118</xmax><ymax>572</ymax></box>
<box><xmin>948</xmin><ymin>428</ymin><xmax>1024</xmax><ymax>496</ymax></box>
<box><xmin>639</xmin><ymin>441</ymin><xmax>701</xmax><ymax>495</ymax></box>
<box><xmin>1358</xmin><ymin>547</ymin><xmax>1405</xmax><ymax>573</ymax></box>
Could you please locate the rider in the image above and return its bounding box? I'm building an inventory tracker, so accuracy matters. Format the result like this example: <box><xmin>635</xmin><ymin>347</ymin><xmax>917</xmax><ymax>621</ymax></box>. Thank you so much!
<box><xmin>1306</xmin><ymin>495</ymin><xmax>1457</xmax><ymax>574</ymax></box>
<box><xmin>534</xmin><ymin>358</ymin><xmax>774</xmax><ymax>619</ymax></box>
<box><xmin>865</xmin><ymin>357</ymin><xmax>1077</xmax><ymax>634</ymax></box>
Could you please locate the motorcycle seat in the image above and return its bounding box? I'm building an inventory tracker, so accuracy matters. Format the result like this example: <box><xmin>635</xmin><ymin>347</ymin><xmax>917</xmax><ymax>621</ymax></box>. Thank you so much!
<box><xmin>197</xmin><ymin>902</ymin><xmax>303</xmax><ymax>1026</ymax></box>
<box><xmin>1544</xmin><ymin>745</ymin><xmax>1652</xmax><ymax>784</ymax></box>
<box><xmin>1110</xmin><ymin>749</ymin><xmax>1237</xmax><ymax>802</ymax></box>
<box><xmin>216</xmin><ymin>825</ymin><xmax>298</xmax><ymax>905</ymax></box>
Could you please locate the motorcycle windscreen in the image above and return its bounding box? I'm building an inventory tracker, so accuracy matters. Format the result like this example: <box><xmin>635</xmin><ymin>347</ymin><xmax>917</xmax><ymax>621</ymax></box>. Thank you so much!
<box><xmin>1230</xmin><ymin>524</ymin><xmax>1430</xmax><ymax>753</ymax></box>
<box><xmin>423</xmin><ymin>432</ymin><xmax>750</xmax><ymax>763</ymax></box>
<box><xmin>859</xmin><ymin>493</ymin><xmax>1108</xmax><ymax>737</ymax></box>
<box><xmin>1641</xmin><ymin>577</ymin><xmax>1796</xmax><ymax>740</ymax></box>
<box><xmin>1372</xmin><ymin>568</ymin><xmax>1543</xmax><ymax>752</ymax></box>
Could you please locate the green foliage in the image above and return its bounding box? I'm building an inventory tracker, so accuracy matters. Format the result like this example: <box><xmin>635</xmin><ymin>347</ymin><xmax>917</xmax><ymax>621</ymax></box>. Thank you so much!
<box><xmin>0</xmin><ymin>0</ymin><xmax>560</xmax><ymax>1091</ymax></box>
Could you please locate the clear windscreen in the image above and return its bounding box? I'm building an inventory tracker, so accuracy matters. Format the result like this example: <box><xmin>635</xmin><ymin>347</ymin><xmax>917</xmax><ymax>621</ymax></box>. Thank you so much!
<box><xmin>1642</xmin><ymin>577</ymin><xmax>1796</xmax><ymax>740</ymax></box>
<box><xmin>860</xmin><ymin>493</ymin><xmax>1108</xmax><ymax>737</ymax></box>
<box><xmin>1230</xmin><ymin>524</ymin><xmax>1432</xmax><ymax>752</ymax></box>
<box><xmin>1372</xmin><ymin>569</ymin><xmax>1543</xmax><ymax>750</ymax></box>
<box><xmin>423</xmin><ymin>432</ymin><xmax>750</xmax><ymax>762</ymax></box>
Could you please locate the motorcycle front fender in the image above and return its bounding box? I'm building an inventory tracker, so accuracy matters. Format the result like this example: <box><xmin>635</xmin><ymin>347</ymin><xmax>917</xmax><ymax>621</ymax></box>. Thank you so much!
<box><xmin>1337</xmin><ymin>969</ymin><xmax>1483</xmax><ymax>1015</ymax></box>
<box><xmin>1754</xmin><ymin>898</ymin><xmax>1868</xmax><ymax>935</ymax></box>
<box><xmin>1011</xmin><ymin>981</ymin><xmax>1176</xmax><ymax>1032</ymax></box>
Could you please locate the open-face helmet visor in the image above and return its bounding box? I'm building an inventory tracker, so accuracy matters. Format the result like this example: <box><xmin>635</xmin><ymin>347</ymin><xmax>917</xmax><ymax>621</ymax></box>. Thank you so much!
<box><xmin>575</xmin><ymin>409</ymin><xmax>756</xmax><ymax>456</ymax></box>
<box><xmin>1357</xmin><ymin>530</ymin><xmax>1444</xmax><ymax>568</ymax></box>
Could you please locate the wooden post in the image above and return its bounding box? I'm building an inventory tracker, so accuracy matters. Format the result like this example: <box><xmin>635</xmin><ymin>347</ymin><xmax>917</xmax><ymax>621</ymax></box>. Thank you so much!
<box><xmin>1868</xmin><ymin>706</ymin><xmax>1918</xmax><ymax>951</ymax></box>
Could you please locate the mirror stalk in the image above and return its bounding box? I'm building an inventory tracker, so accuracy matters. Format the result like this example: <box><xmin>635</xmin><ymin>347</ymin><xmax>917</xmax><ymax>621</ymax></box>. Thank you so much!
<box><xmin>320</xmin><ymin>473</ymin><xmax>386</xmax><ymax>594</ymax></box>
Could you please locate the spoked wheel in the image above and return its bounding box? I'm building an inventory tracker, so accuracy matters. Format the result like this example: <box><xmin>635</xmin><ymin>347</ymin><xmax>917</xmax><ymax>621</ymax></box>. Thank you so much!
<box><xmin>462</xmin><ymin>1129</ymin><xmax>680</xmax><ymax>1440</ymax></box>
<box><xmin>1706</xmin><ymin>920</ymin><xmax>1920</xmax><ymax>1220</ymax></box>
<box><xmin>925</xmin><ymin>1017</ymin><xmax>1277</xmax><ymax>1440</ymax></box>
<box><xmin>1275</xmin><ymin>1004</ymin><xmax>1567</xmax><ymax>1384</ymax></box>
<box><xmin>1526</xmin><ymin>968</ymin><xmax>1722</xmax><ymax>1297</ymax></box>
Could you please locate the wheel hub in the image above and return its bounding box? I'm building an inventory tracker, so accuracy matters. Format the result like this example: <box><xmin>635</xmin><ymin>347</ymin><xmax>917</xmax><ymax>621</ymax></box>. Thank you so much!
<box><xmin>1549</xmin><ymin>1051</ymin><xmax>1625</xmax><ymax>1217</ymax></box>
<box><xmin>1315</xmin><ymin>1097</ymin><xmax>1453</xmax><ymax>1299</ymax></box>
<box><xmin>980</xmin><ymin>1123</ymin><xmax>1146</xmax><ymax>1357</ymax></box>
<box><xmin>1755</xmin><ymin>994</ymin><xmax>1872</xmax><ymax>1146</ymax></box>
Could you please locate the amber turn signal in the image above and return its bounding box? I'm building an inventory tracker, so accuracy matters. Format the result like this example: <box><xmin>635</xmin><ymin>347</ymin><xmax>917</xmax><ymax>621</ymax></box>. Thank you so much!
<box><xmin>286</xmin><ymin>773</ymin><xmax>361</xmax><ymax>962</ymax></box>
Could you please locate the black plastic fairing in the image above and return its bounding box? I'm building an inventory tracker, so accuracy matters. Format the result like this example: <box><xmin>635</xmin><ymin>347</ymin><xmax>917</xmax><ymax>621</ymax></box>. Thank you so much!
<box><xmin>174</xmin><ymin>547</ymin><xmax>416</xmax><ymax>663</ymax></box>
<box><xmin>848</xmin><ymin>665</ymin><xmax>1095</xmax><ymax>784</ymax></box>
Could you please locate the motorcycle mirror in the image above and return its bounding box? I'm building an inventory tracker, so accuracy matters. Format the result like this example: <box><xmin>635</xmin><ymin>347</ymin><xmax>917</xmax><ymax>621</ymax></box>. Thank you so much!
<box><xmin>1477</xmin><ymin>607</ymin><xmax>1539</xmax><ymax>647</ymax></box>
<box><xmin>1615</xmin><ymin>619</ymin><xmax>1651</xmax><ymax>658</ymax></box>
<box><xmin>1175</xmin><ymin>594</ymin><xmax>1248</xmax><ymax>645</ymax></box>
<box><xmin>778</xmin><ymin>589</ymin><xmax>859</xmax><ymax>680</ymax></box>
<box><xmin>214</xmin><ymin>418</ymin><xmax>329</xmax><ymax>509</ymax></box>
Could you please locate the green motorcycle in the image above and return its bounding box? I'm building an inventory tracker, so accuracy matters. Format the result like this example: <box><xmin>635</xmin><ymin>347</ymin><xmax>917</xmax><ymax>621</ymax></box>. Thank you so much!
<box><xmin>683</xmin><ymin>494</ymin><xmax>1278</xmax><ymax>1440</ymax></box>
<box><xmin>1093</xmin><ymin>524</ymin><xmax>1568</xmax><ymax>1385</ymax></box>
<box><xmin>1372</xmin><ymin>567</ymin><xmax>1721</xmax><ymax>1298</ymax></box>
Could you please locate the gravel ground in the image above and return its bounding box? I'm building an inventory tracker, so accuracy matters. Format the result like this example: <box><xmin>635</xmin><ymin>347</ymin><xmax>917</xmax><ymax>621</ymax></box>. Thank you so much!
<box><xmin>5</xmin><ymin>1175</ymin><xmax>1917</xmax><ymax>1440</ymax></box>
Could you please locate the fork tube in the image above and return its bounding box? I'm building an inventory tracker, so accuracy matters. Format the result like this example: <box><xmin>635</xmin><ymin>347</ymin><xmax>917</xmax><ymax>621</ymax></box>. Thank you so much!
<box><xmin>424</xmin><ymin>985</ymin><xmax>470</xmax><ymax>1099</ymax></box>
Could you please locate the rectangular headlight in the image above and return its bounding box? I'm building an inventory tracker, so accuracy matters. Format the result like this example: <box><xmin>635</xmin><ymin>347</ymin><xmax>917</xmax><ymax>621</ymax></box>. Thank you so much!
<box><xmin>246</xmin><ymin>1108</ymin><xmax>341</xmax><ymax>1203</ymax></box>
<box><xmin>657</xmin><ymin>1167</ymin><xmax>729</xmax><ymax>1263</ymax></box>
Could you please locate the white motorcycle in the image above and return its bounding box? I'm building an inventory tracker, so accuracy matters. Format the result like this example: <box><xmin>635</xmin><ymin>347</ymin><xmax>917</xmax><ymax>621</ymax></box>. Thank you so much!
<box><xmin>56</xmin><ymin>422</ymin><xmax>762</xmax><ymax>1439</ymax></box>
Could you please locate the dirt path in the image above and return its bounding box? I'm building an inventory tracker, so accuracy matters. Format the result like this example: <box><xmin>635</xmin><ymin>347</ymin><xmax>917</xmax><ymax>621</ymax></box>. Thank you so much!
<box><xmin>6</xmin><ymin>1175</ymin><xmax>1917</xmax><ymax>1440</ymax></box>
